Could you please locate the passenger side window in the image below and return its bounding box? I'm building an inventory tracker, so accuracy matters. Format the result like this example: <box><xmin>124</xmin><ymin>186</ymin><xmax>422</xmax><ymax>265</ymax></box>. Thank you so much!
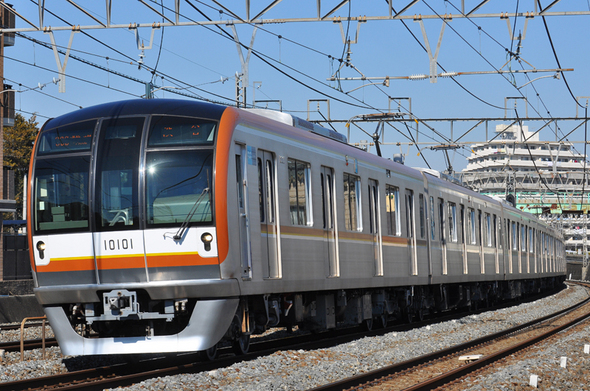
<box><xmin>430</xmin><ymin>196</ymin><xmax>436</xmax><ymax>240</ymax></box>
<box><xmin>485</xmin><ymin>213</ymin><xmax>492</xmax><ymax>247</ymax></box>
<box><xmin>448</xmin><ymin>202</ymin><xmax>457</xmax><ymax>242</ymax></box>
<box><xmin>385</xmin><ymin>185</ymin><xmax>400</xmax><ymax>236</ymax></box>
<box><xmin>405</xmin><ymin>189</ymin><xmax>414</xmax><ymax>239</ymax></box>
<box><xmin>468</xmin><ymin>208</ymin><xmax>476</xmax><ymax>244</ymax></box>
<box><xmin>419</xmin><ymin>194</ymin><xmax>425</xmax><ymax>239</ymax></box>
<box><xmin>512</xmin><ymin>221</ymin><xmax>517</xmax><ymax>250</ymax></box>
<box><xmin>288</xmin><ymin>159</ymin><xmax>312</xmax><ymax>226</ymax></box>
<box><xmin>344</xmin><ymin>173</ymin><xmax>362</xmax><ymax>231</ymax></box>
<box><xmin>438</xmin><ymin>198</ymin><xmax>445</xmax><ymax>242</ymax></box>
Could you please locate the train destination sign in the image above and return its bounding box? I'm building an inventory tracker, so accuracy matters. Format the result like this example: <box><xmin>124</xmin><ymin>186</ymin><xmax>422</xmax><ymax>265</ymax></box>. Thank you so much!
<box><xmin>37</xmin><ymin>120</ymin><xmax>96</xmax><ymax>155</ymax></box>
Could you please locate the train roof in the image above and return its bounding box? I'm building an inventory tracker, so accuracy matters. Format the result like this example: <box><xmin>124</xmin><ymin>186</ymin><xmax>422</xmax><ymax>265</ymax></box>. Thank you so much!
<box><xmin>41</xmin><ymin>99</ymin><xmax>227</xmax><ymax>130</ymax></box>
<box><xmin>244</xmin><ymin>109</ymin><xmax>347</xmax><ymax>143</ymax></box>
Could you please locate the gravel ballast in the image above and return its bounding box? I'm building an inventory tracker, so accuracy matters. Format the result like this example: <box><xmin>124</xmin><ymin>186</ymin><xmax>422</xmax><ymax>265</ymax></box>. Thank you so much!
<box><xmin>0</xmin><ymin>283</ymin><xmax>588</xmax><ymax>390</ymax></box>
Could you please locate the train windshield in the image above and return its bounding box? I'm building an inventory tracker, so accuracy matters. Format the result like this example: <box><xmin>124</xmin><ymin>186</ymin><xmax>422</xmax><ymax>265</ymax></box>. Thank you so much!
<box><xmin>145</xmin><ymin>115</ymin><xmax>216</xmax><ymax>227</ymax></box>
<box><xmin>33</xmin><ymin>114</ymin><xmax>217</xmax><ymax>233</ymax></box>
<box><xmin>34</xmin><ymin>156</ymin><xmax>91</xmax><ymax>233</ymax></box>
<box><xmin>146</xmin><ymin>150</ymin><xmax>213</xmax><ymax>226</ymax></box>
<box><xmin>95</xmin><ymin>117</ymin><xmax>144</xmax><ymax>231</ymax></box>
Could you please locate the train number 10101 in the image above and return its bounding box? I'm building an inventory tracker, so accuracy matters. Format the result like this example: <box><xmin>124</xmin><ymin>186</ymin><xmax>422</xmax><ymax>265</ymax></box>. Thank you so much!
<box><xmin>104</xmin><ymin>239</ymin><xmax>134</xmax><ymax>251</ymax></box>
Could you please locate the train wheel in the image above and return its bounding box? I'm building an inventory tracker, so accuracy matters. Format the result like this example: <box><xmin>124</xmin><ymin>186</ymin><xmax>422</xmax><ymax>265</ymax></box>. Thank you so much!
<box><xmin>417</xmin><ymin>309</ymin><xmax>425</xmax><ymax>322</ymax></box>
<box><xmin>404</xmin><ymin>309</ymin><xmax>413</xmax><ymax>324</ymax></box>
<box><xmin>363</xmin><ymin>318</ymin><xmax>373</xmax><ymax>331</ymax></box>
<box><xmin>232</xmin><ymin>334</ymin><xmax>251</xmax><ymax>356</ymax></box>
<box><xmin>199</xmin><ymin>344</ymin><xmax>218</xmax><ymax>361</ymax></box>
<box><xmin>377</xmin><ymin>314</ymin><xmax>388</xmax><ymax>329</ymax></box>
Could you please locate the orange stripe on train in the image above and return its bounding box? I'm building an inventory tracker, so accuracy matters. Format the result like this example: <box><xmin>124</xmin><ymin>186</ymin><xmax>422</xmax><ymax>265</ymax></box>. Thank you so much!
<box><xmin>37</xmin><ymin>253</ymin><xmax>218</xmax><ymax>272</ymax></box>
<box><xmin>146</xmin><ymin>252</ymin><xmax>219</xmax><ymax>267</ymax></box>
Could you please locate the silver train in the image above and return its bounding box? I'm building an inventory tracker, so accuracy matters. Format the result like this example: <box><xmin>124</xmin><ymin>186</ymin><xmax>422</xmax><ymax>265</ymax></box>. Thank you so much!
<box><xmin>27</xmin><ymin>99</ymin><xmax>565</xmax><ymax>356</ymax></box>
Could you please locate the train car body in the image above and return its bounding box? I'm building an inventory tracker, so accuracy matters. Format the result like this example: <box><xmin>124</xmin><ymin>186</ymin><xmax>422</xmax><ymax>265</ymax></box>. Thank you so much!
<box><xmin>27</xmin><ymin>99</ymin><xmax>565</xmax><ymax>356</ymax></box>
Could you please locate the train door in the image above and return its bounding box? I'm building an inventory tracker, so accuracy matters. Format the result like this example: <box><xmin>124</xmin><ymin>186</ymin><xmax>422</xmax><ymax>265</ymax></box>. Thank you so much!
<box><xmin>519</xmin><ymin>222</ymin><xmax>523</xmax><ymax>273</ymax></box>
<box><xmin>405</xmin><ymin>189</ymin><xmax>417</xmax><ymax>275</ymax></box>
<box><xmin>506</xmin><ymin>219</ymin><xmax>511</xmax><ymax>274</ymax></box>
<box><xmin>535</xmin><ymin>228</ymin><xmax>539</xmax><ymax>274</ymax></box>
<box><xmin>258</xmin><ymin>149</ymin><xmax>281</xmax><ymax>279</ymax></box>
<box><xmin>428</xmin><ymin>196</ymin><xmax>435</xmax><ymax>279</ymax></box>
<box><xmin>479</xmin><ymin>209</ymin><xmax>484</xmax><ymax>274</ymax></box>
<box><xmin>95</xmin><ymin>117</ymin><xmax>147</xmax><ymax>284</ymax></box>
<box><xmin>439</xmin><ymin>198</ymin><xmax>447</xmax><ymax>275</ymax></box>
<box><xmin>493</xmin><ymin>214</ymin><xmax>499</xmax><ymax>274</ymax></box>
<box><xmin>369</xmin><ymin>179</ymin><xmax>383</xmax><ymax>276</ymax></box>
<box><xmin>527</xmin><ymin>226</ymin><xmax>536</xmax><ymax>273</ymax></box>
<box><xmin>235</xmin><ymin>145</ymin><xmax>252</xmax><ymax>279</ymax></box>
<box><xmin>544</xmin><ymin>232</ymin><xmax>549</xmax><ymax>273</ymax></box>
<box><xmin>321</xmin><ymin>166</ymin><xmax>339</xmax><ymax>277</ymax></box>
<box><xmin>461</xmin><ymin>205</ymin><xmax>467</xmax><ymax>274</ymax></box>
<box><xmin>503</xmin><ymin>218</ymin><xmax>509</xmax><ymax>277</ymax></box>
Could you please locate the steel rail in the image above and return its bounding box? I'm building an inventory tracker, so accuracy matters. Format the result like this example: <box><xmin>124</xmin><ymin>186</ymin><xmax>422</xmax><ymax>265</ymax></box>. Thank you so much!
<box><xmin>403</xmin><ymin>304</ymin><xmax>590</xmax><ymax>391</ymax></box>
<box><xmin>0</xmin><ymin>285</ymin><xmax>572</xmax><ymax>390</ymax></box>
<box><xmin>0</xmin><ymin>338</ymin><xmax>58</xmax><ymax>353</ymax></box>
<box><xmin>310</xmin><ymin>282</ymin><xmax>590</xmax><ymax>391</ymax></box>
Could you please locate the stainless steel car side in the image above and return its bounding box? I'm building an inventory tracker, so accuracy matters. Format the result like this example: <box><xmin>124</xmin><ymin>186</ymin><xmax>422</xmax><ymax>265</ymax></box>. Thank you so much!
<box><xmin>28</xmin><ymin>99</ymin><xmax>565</xmax><ymax>356</ymax></box>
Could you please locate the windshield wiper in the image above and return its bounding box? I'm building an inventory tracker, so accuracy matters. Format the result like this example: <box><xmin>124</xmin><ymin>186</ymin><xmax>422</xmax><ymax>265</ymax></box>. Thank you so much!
<box><xmin>173</xmin><ymin>187</ymin><xmax>210</xmax><ymax>240</ymax></box>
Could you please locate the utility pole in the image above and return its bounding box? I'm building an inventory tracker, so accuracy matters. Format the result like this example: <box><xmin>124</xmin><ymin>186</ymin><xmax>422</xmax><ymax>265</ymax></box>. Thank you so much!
<box><xmin>0</xmin><ymin>0</ymin><xmax>5</xmax><ymax>280</ymax></box>
<box><xmin>0</xmin><ymin>1</ymin><xmax>17</xmax><ymax>281</ymax></box>
<box><xmin>236</xmin><ymin>73</ymin><xmax>245</xmax><ymax>108</ymax></box>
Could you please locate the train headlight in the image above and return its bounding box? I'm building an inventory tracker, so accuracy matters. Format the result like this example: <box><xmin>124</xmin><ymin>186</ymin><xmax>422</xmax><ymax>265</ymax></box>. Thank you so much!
<box><xmin>36</xmin><ymin>241</ymin><xmax>46</xmax><ymax>260</ymax></box>
<box><xmin>201</xmin><ymin>232</ymin><xmax>213</xmax><ymax>251</ymax></box>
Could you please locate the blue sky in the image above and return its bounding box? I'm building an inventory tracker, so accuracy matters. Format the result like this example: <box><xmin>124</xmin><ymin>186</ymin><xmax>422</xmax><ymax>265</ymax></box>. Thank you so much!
<box><xmin>4</xmin><ymin>1</ymin><xmax>590</xmax><ymax>171</ymax></box>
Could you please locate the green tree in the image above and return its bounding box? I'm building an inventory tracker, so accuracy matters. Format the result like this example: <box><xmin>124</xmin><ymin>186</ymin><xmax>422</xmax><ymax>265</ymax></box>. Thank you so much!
<box><xmin>3</xmin><ymin>113</ymin><xmax>39</xmax><ymax>220</ymax></box>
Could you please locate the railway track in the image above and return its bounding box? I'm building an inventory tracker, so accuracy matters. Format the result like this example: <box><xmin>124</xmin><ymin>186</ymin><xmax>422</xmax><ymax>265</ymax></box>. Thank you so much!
<box><xmin>0</xmin><ymin>322</ymin><xmax>47</xmax><ymax>331</ymax></box>
<box><xmin>0</xmin><ymin>337</ymin><xmax>58</xmax><ymax>352</ymax></box>
<box><xmin>0</xmin><ymin>308</ymin><xmax>500</xmax><ymax>390</ymax></box>
<box><xmin>311</xmin><ymin>282</ymin><xmax>590</xmax><ymax>391</ymax></box>
<box><xmin>0</xmin><ymin>329</ymin><xmax>359</xmax><ymax>390</ymax></box>
<box><xmin>0</xmin><ymin>285</ymin><xmax>576</xmax><ymax>390</ymax></box>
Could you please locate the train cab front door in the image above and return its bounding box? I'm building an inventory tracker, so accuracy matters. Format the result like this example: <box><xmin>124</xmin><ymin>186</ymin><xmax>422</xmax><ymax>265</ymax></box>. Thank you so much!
<box><xmin>235</xmin><ymin>145</ymin><xmax>252</xmax><ymax>279</ymax></box>
<box><xmin>321</xmin><ymin>166</ymin><xmax>339</xmax><ymax>277</ymax></box>
<box><xmin>406</xmin><ymin>189</ymin><xmax>417</xmax><ymax>275</ymax></box>
<box><xmin>257</xmin><ymin>150</ymin><xmax>281</xmax><ymax>279</ymax></box>
<box><xmin>369</xmin><ymin>179</ymin><xmax>383</xmax><ymax>276</ymax></box>
<box><xmin>439</xmin><ymin>198</ymin><xmax>448</xmax><ymax>275</ymax></box>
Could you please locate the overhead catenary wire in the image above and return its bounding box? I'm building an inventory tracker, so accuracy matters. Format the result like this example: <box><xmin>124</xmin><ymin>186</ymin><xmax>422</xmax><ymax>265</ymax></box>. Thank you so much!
<box><xmin>12</xmin><ymin>32</ymin><xmax>238</xmax><ymax>105</ymax></box>
<box><xmin>3</xmin><ymin>54</ymin><xmax>142</xmax><ymax>99</ymax></box>
<box><xmin>14</xmin><ymin>0</ymin><xmax>578</xmax><ymax>176</ymax></box>
<box><xmin>150</xmin><ymin>0</ymin><xmax>166</xmax><ymax>84</ymax></box>
<box><xmin>515</xmin><ymin>108</ymin><xmax>565</xmax><ymax>213</ymax></box>
<box><xmin>26</xmin><ymin>0</ymin><xmax>239</xmax><ymax>105</ymax></box>
<box><xmin>24</xmin><ymin>0</ymin><xmax>473</xmax><ymax>164</ymax></box>
<box><xmin>435</xmin><ymin>1</ymin><xmax>590</xmax><ymax>187</ymax></box>
<box><xmin>4</xmin><ymin>77</ymin><xmax>83</xmax><ymax>109</ymax></box>
<box><xmin>185</xmin><ymin>0</ymin><xmax>478</xmax><ymax>168</ymax></box>
<box><xmin>536</xmin><ymin>0</ymin><xmax>584</xmax><ymax>109</ymax></box>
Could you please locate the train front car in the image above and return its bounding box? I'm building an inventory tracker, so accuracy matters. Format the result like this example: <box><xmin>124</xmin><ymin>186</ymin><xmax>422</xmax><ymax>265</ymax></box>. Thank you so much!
<box><xmin>27</xmin><ymin>100</ymin><xmax>242</xmax><ymax>356</ymax></box>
